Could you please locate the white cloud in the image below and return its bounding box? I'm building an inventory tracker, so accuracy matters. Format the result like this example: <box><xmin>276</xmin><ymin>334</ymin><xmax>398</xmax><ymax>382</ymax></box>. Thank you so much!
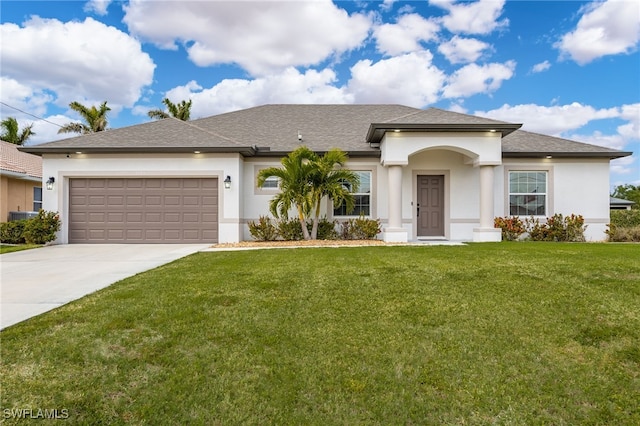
<box><xmin>347</xmin><ymin>51</ymin><xmax>446</xmax><ymax>106</ymax></box>
<box><xmin>432</xmin><ymin>0</ymin><xmax>509</xmax><ymax>35</ymax></box>
<box><xmin>123</xmin><ymin>0</ymin><xmax>371</xmax><ymax>76</ymax></box>
<box><xmin>474</xmin><ymin>102</ymin><xmax>621</xmax><ymax>136</ymax></box>
<box><xmin>438</xmin><ymin>35</ymin><xmax>490</xmax><ymax>64</ymax></box>
<box><xmin>160</xmin><ymin>68</ymin><xmax>352</xmax><ymax>118</ymax></box>
<box><xmin>555</xmin><ymin>0</ymin><xmax>640</xmax><ymax>65</ymax></box>
<box><xmin>442</xmin><ymin>60</ymin><xmax>515</xmax><ymax>98</ymax></box>
<box><xmin>531</xmin><ymin>60</ymin><xmax>551</xmax><ymax>73</ymax></box>
<box><xmin>374</xmin><ymin>13</ymin><xmax>440</xmax><ymax>56</ymax></box>
<box><xmin>84</xmin><ymin>0</ymin><xmax>112</xmax><ymax>16</ymax></box>
<box><xmin>0</xmin><ymin>76</ymin><xmax>53</xmax><ymax>118</ymax></box>
<box><xmin>22</xmin><ymin>114</ymin><xmax>77</xmax><ymax>146</ymax></box>
<box><xmin>0</xmin><ymin>17</ymin><xmax>155</xmax><ymax>110</ymax></box>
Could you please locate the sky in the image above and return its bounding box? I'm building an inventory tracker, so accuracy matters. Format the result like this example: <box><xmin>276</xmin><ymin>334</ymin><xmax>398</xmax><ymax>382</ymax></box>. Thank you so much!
<box><xmin>1</xmin><ymin>0</ymin><xmax>639</xmax><ymax>188</ymax></box>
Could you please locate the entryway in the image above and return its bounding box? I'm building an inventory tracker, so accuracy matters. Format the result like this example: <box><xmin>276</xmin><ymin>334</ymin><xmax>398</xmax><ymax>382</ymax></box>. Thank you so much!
<box><xmin>417</xmin><ymin>175</ymin><xmax>445</xmax><ymax>238</ymax></box>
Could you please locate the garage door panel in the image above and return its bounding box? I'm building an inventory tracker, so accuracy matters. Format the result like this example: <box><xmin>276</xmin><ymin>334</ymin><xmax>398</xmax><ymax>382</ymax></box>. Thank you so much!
<box><xmin>69</xmin><ymin>178</ymin><xmax>218</xmax><ymax>243</ymax></box>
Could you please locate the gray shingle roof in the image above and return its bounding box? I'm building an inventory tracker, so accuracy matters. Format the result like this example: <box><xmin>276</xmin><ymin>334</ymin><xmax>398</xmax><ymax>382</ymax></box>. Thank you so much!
<box><xmin>20</xmin><ymin>104</ymin><xmax>631</xmax><ymax>160</ymax></box>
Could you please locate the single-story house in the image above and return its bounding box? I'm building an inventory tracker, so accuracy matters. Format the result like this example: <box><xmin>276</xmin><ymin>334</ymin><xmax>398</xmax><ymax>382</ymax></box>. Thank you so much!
<box><xmin>1</xmin><ymin>140</ymin><xmax>43</xmax><ymax>221</ymax></box>
<box><xmin>610</xmin><ymin>196</ymin><xmax>636</xmax><ymax>210</ymax></box>
<box><xmin>21</xmin><ymin>105</ymin><xmax>632</xmax><ymax>244</ymax></box>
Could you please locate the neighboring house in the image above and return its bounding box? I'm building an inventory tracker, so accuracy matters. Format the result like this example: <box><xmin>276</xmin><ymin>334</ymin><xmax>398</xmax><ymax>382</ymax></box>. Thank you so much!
<box><xmin>21</xmin><ymin>105</ymin><xmax>632</xmax><ymax>244</ymax></box>
<box><xmin>610</xmin><ymin>196</ymin><xmax>635</xmax><ymax>210</ymax></box>
<box><xmin>1</xmin><ymin>140</ymin><xmax>43</xmax><ymax>222</ymax></box>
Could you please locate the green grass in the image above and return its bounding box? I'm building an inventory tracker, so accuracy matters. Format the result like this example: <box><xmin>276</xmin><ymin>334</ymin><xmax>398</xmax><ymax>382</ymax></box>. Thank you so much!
<box><xmin>0</xmin><ymin>244</ymin><xmax>40</xmax><ymax>254</ymax></box>
<box><xmin>1</xmin><ymin>243</ymin><xmax>639</xmax><ymax>424</ymax></box>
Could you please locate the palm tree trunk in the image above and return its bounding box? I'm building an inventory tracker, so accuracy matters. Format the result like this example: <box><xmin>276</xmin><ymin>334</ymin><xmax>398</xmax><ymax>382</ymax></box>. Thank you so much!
<box><xmin>297</xmin><ymin>208</ymin><xmax>311</xmax><ymax>240</ymax></box>
<box><xmin>311</xmin><ymin>201</ymin><xmax>321</xmax><ymax>240</ymax></box>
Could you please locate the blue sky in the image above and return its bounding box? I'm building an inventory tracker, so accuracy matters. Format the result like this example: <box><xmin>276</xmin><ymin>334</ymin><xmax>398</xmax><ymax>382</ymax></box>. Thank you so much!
<box><xmin>1</xmin><ymin>0</ymin><xmax>639</xmax><ymax>187</ymax></box>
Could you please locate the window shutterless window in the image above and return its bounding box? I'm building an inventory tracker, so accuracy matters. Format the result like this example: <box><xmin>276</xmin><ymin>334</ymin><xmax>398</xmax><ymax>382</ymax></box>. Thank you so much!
<box><xmin>33</xmin><ymin>187</ymin><xmax>43</xmax><ymax>211</ymax></box>
<box><xmin>261</xmin><ymin>176</ymin><xmax>279</xmax><ymax>189</ymax></box>
<box><xmin>333</xmin><ymin>171</ymin><xmax>371</xmax><ymax>216</ymax></box>
<box><xmin>509</xmin><ymin>171</ymin><xmax>547</xmax><ymax>216</ymax></box>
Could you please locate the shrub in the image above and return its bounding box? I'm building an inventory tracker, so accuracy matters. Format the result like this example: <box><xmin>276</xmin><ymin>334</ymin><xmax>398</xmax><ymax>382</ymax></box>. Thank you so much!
<box><xmin>248</xmin><ymin>216</ymin><xmax>278</xmax><ymax>241</ymax></box>
<box><xmin>315</xmin><ymin>217</ymin><xmax>339</xmax><ymax>240</ymax></box>
<box><xmin>22</xmin><ymin>210</ymin><xmax>61</xmax><ymax>244</ymax></box>
<box><xmin>610</xmin><ymin>209</ymin><xmax>640</xmax><ymax>228</ymax></box>
<box><xmin>494</xmin><ymin>216</ymin><xmax>525</xmax><ymax>241</ymax></box>
<box><xmin>606</xmin><ymin>225</ymin><xmax>640</xmax><ymax>242</ymax></box>
<box><xmin>277</xmin><ymin>218</ymin><xmax>305</xmax><ymax>241</ymax></box>
<box><xmin>524</xmin><ymin>214</ymin><xmax>586</xmax><ymax>242</ymax></box>
<box><xmin>0</xmin><ymin>220</ymin><xmax>28</xmax><ymax>244</ymax></box>
<box><xmin>340</xmin><ymin>215</ymin><xmax>381</xmax><ymax>240</ymax></box>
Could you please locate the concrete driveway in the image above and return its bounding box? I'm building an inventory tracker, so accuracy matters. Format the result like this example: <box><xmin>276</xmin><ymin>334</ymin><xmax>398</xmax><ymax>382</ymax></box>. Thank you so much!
<box><xmin>0</xmin><ymin>244</ymin><xmax>210</xmax><ymax>330</ymax></box>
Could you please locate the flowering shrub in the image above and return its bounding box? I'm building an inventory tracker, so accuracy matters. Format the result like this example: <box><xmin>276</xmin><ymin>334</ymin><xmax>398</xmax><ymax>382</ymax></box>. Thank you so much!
<box><xmin>524</xmin><ymin>214</ymin><xmax>586</xmax><ymax>242</ymax></box>
<box><xmin>1</xmin><ymin>210</ymin><xmax>61</xmax><ymax>245</ymax></box>
<box><xmin>248</xmin><ymin>216</ymin><xmax>278</xmax><ymax>241</ymax></box>
<box><xmin>494</xmin><ymin>216</ymin><xmax>526</xmax><ymax>241</ymax></box>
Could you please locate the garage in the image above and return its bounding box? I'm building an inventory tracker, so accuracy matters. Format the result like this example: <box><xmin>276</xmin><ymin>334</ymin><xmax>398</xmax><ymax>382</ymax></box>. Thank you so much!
<box><xmin>69</xmin><ymin>178</ymin><xmax>218</xmax><ymax>243</ymax></box>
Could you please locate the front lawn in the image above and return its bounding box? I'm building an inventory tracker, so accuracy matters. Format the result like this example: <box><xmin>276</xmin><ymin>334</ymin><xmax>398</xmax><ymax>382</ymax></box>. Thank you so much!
<box><xmin>0</xmin><ymin>244</ymin><xmax>40</xmax><ymax>254</ymax></box>
<box><xmin>1</xmin><ymin>243</ymin><xmax>639</xmax><ymax>424</ymax></box>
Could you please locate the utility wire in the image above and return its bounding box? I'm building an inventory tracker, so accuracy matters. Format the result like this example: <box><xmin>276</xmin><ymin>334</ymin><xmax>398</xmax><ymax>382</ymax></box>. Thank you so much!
<box><xmin>0</xmin><ymin>101</ymin><xmax>63</xmax><ymax>128</ymax></box>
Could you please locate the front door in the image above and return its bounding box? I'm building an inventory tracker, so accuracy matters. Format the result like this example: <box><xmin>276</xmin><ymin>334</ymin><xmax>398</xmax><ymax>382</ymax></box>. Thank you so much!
<box><xmin>417</xmin><ymin>175</ymin><xmax>445</xmax><ymax>237</ymax></box>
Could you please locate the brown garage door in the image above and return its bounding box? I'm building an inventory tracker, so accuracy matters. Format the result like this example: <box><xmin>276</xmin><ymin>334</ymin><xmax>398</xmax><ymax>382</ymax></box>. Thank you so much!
<box><xmin>69</xmin><ymin>178</ymin><xmax>218</xmax><ymax>243</ymax></box>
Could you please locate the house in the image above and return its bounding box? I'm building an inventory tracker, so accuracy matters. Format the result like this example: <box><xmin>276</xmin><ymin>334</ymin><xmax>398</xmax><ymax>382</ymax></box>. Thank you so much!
<box><xmin>1</xmin><ymin>140</ymin><xmax>43</xmax><ymax>222</ymax></box>
<box><xmin>610</xmin><ymin>196</ymin><xmax>635</xmax><ymax>210</ymax></box>
<box><xmin>20</xmin><ymin>105</ymin><xmax>632</xmax><ymax>244</ymax></box>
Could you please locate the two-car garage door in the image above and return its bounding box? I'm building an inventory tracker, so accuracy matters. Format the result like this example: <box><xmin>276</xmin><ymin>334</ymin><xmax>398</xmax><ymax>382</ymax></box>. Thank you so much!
<box><xmin>69</xmin><ymin>178</ymin><xmax>218</xmax><ymax>243</ymax></box>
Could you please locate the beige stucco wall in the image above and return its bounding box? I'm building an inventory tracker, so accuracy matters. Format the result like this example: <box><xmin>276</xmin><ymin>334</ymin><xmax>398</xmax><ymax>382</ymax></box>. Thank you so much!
<box><xmin>0</xmin><ymin>175</ymin><xmax>40</xmax><ymax>222</ymax></box>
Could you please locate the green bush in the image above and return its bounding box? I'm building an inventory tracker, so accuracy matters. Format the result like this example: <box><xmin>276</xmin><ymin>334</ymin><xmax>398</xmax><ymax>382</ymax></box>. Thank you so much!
<box><xmin>315</xmin><ymin>217</ymin><xmax>339</xmax><ymax>240</ymax></box>
<box><xmin>248</xmin><ymin>216</ymin><xmax>278</xmax><ymax>241</ymax></box>
<box><xmin>277</xmin><ymin>218</ymin><xmax>305</xmax><ymax>241</ymax></box>
<box><xmin>494</xmin><ymin>216</ymin><xmax>526</xmax><ymax>241</ymax></box>
<box><xmin>22</xmin><ymin>210</ymin><xmax>61</xmax><ymax>244</ymax></box>
<box><xmin>610</xmin><ymin>209</ymin><xmax>640</xmax><ymax>228</ymax></box>
<box><xmin>524</xmin><ymin>214</ymin><xmax>586</xmax><ymax>242</ymax></box>
<box><xmin>340</xmin><ymin>215</ymin><xmax>381</xmax><ymax>240</ymax></box>
<box><xmin>0</xmin><ymin>220</ymin><xmax>28</xmax><ymax>244</ymax></box>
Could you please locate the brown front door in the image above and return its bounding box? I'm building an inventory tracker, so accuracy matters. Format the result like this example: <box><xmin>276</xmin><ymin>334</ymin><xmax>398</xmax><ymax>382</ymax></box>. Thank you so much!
<box><xmin>417</xmin><ymin>175</ymin><xmax>444</xmax><ymax>237</ymax></box>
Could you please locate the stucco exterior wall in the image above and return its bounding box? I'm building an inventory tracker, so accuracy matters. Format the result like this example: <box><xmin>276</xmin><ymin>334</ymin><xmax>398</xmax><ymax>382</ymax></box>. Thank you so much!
<box><xmin>42</xmin><ymin>153</ymin><xmax>243</xmax><ymax>244</ymax></box>
<box><xmin>1</xmin><ymin>175</ymin><xmax>40</xmax><ymax>222</ymax></box>
<box><xmin>497</xmin><ymin>158</ymin><xmax>611</xmax><ymax>241</ymax></box>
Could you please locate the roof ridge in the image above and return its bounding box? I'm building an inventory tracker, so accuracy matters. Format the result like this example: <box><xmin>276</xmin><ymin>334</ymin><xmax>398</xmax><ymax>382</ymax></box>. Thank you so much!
<box><xmin>171</xmin><ymin>117</ymin><xmax>249</xmax><ymax>148</ymax></box>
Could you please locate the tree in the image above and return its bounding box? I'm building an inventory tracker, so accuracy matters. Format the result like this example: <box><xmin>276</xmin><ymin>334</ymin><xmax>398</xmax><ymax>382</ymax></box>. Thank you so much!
<box><xmin>612</xmin><ymin>184</ymin><xmax>640</xmax><ymax>209</ymax></box>
<box><xmin>256</xmin><ymin>146</ymin><xmax>359</xmax><ymax>240</ymax></box>
<box><xmin>58</xmin><ymin>101</ymin><xmax>110</xmax><ymax>134</ymax></box>
<box><xmin>257</xmin><ymin>146</ymin><xmax>316</xmax><ymax>240</ymax></box>
<box><xmin>148</xmin><ymin>98</ymin><xmax>192</xmax><ymax>121</ymax></box>
<box><xmin>0</xmin><ymin>117</ymin><xmax>35</xmax><ymax>145</ymax></box>
<box><xmin>308</xmin><ymin>148</ymin><xmax>359</xmax><ymax>239</ymax></box>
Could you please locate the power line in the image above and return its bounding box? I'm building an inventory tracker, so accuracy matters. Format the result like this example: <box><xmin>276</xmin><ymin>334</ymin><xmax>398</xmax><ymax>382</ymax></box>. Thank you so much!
<box><xmin>0</xmin><ymin>101</ymin><xmax>63</xmax><ymax>128</ymax></box>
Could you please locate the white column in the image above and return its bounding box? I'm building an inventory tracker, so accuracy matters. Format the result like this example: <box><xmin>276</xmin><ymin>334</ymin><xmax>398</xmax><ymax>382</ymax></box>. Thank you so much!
<box><xmin>384</xmin><ymin>164</ymin><xmax>408</xmax><ymax>242</ymax></box>
<box><xmin>473</xmin><ymin>165</ymin><xmax>502</xmax><ymax>242</ymax></box>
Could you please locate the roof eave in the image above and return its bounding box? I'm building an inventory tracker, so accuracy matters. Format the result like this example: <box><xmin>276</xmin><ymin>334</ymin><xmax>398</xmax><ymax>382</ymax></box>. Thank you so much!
<box><xmin>502</xmin><ymin>151</ymin><xmax>633</xmax><ymax>159</ymax></box>
<box><xmin>19</xmin><ymin>146</ymin><xmax>258</xmax><ymax>156</ymax></box>
<box><xmin>366</xmin><ymin>123</ymin><xmax>522</xmax><ymax>144</ymax></box>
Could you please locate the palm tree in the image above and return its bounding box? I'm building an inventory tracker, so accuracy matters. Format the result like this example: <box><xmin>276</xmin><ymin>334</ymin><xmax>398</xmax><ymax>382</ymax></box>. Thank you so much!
<box><xmin>0</xmin><ymin>117</ymin><xmax>35</xmax><ymax>145</ymax></box>
<box><xmin>148</xmin><ymin>98</ymin><xmax>192</xmax><ymax>121</ymax></box>
<box><xmin>309</xmin><ymin>149</ymin><xmax>359</xmax><ymax>239</ymax></box>
<box><xmin>58</xmin><ymin>101</ymin><xmax>110</xmax><ymax>134</ymax></box>
<box><xmin>257</xmin><ymin>146</ymin><xmax>317</xmax><ymax>240</ymax></box>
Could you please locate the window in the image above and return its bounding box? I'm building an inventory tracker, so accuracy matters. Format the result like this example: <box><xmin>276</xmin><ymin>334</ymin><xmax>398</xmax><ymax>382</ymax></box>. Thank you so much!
<box><xmin>33</xmin><ymin>187</ymin><xmax>43</xmax><ymax>211</ymax></box>
<box><xmin>509</xmin><ymin>171</ymin><xmax>546</xmax><ymax>216</ymax></box>
<box><xmin>333</xmin><ymin>171</ymin><xmax>371</xmax><ymax>216</ymax></box>
<box><xmin>261</xmin><ymin>176</ymin><xmax>279</xmax><ymax>189</ymax></box>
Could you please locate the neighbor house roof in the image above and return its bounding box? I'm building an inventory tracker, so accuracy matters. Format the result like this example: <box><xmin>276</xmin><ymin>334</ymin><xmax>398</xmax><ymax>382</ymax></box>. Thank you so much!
<box><xmin>20</xmin><ymin>104</ymin><xmax>632</xmax><ymax>160</ymax></box>
<box><xmin>610</xmin><ymin>196</ymin><xmax>636</xmax><ymax>208</ymax></box>
<box><xmin>1</xmin><ymin>140</ymin><xmax>42</xmax><ymax>181</ymax></box>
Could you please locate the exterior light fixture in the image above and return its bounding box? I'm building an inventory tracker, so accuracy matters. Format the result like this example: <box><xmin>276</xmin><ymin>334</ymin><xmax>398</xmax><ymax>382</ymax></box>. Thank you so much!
<box><xmin>46</xmin><ymin>177</ymin><xmax>55</xmax><ymax>190</ymax></box>
<box><xmin>489</xmin><ymin>129</ymin><xmax>497</xmax><ymax>133</ymax></box>
<box><xmin>546</xmin><ymin>155</ymin><xmax>553</xmax><ymax>159</ymax></box>
<box><xmin>224</xmin><ymin>175</ymin><xmax>232</xmax><ymax>189</ymax></box>
<box><xmin>194</xmin><ymin>151</ymin><xmax>201</xmax><ymax>154</ymax></box>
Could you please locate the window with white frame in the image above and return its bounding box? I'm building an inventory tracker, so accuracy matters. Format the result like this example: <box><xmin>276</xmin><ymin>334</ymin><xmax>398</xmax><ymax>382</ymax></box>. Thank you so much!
<box><xmin>333</xmin><ymin>171</ymin><xmax>371</xmax><ymax>216</ymax></box>
<box><xmin>33</xmin><ymin>187</ymin><xmax>42</xmax><ymax>211</ymax></box>
<box><xmin>260</xmin><ymin>175</ymin><xmax>279</xmax><ymax>189</ymax></box>
<box><xmin>509</xmin><ymin>171</ymin><xmax>547</xmax><ymax>216</ymax></box>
